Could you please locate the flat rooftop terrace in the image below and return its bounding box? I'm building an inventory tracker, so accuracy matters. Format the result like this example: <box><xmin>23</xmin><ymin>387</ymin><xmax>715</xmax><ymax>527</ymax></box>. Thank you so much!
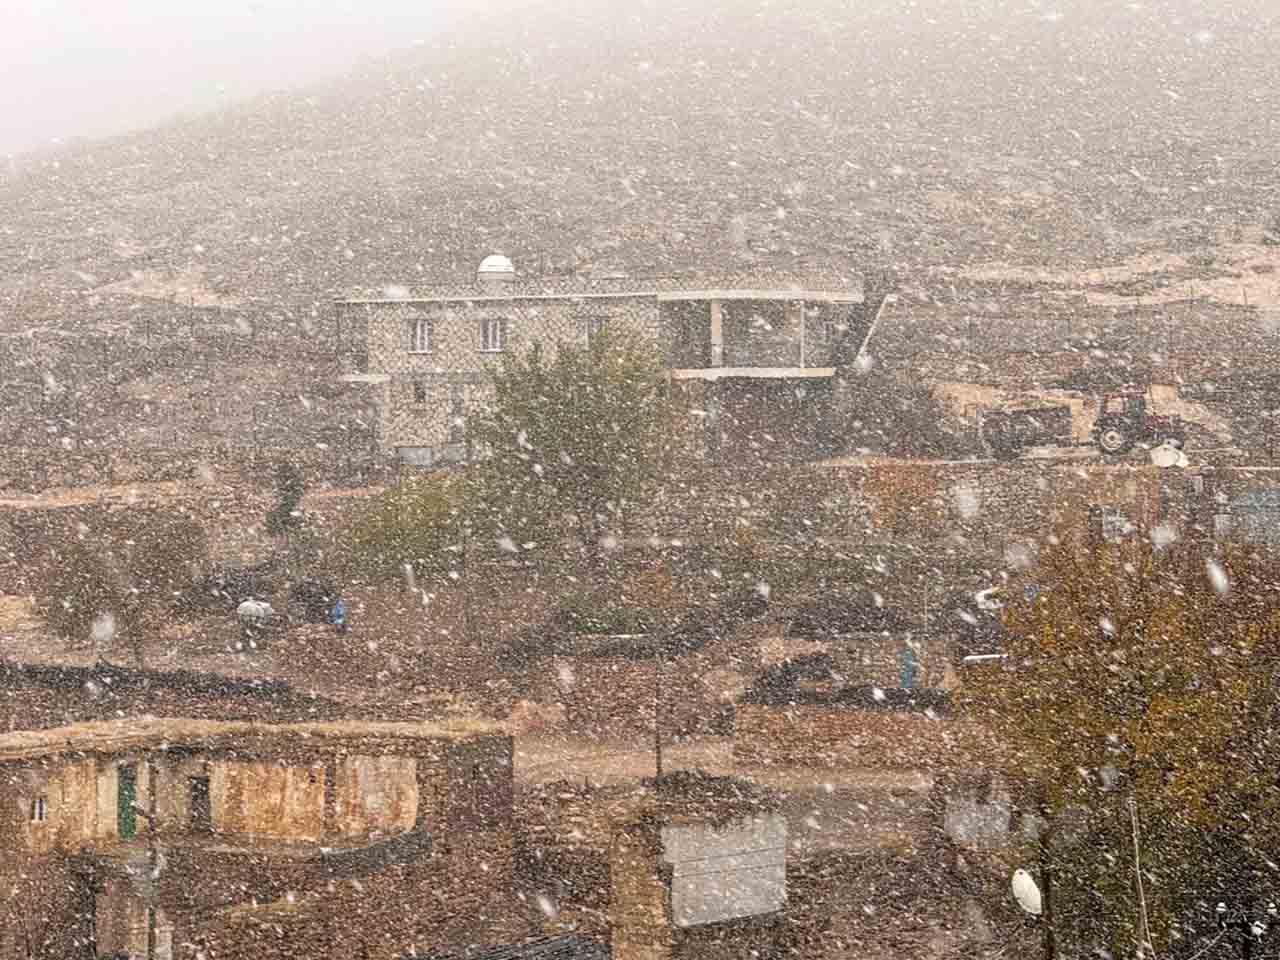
<box><xmin>0</xmin><ymin>716</ymin><xmax>505</xmax><ymax>763</ymax></box>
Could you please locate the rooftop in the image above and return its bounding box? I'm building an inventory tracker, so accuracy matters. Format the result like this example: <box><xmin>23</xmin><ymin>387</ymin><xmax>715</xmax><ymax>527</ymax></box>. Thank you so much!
<box><xmin>337</xmin><ymin>270</ymin><xmax>863</xmax><ymax>305</ymax></box>
<box><xmin>409</xmin><ymin>934</ymin><xmax>610</xmax><ymax>959</ymax></box>
<box><xmin>0</xmin><ymin>716</ymin><xmax>505</xmax><ymax>763</ymax></box>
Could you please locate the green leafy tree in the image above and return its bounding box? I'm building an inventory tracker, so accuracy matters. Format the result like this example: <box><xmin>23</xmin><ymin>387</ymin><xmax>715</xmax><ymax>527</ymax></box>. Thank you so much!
<box><xmin>468</xmin><ymin>330</ymin><xmax>668</xmax><ymax>562</ymax></box>
<box><xmin>964</xmin><ymin>535</ymin><xmax>1280</xmax><ymax>958</ymax></box>
<box><xmin>338</xmin><ymin>473</ymin><xmax>462</xmax><ymax>583</ymax></box>
<box><xmin>33</xmin><ymin>510</ymin><xmax>209</xmax><ymax>666</ymax></box>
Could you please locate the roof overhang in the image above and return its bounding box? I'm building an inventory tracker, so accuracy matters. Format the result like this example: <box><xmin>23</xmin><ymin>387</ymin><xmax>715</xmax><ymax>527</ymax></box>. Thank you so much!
<box><xmin>335</xmin><ymin>288</ymin><xmax>863</xmax><ymax>306</ymax></box>
<box><xmin>339</xmin><ymin>373</ymin><xmax>391</xmax><ymax>384</ymax></box>
<box><xmin>657</xmin><ymin>290</ymin><xmax>862</xmax><ymax>303</ymax></box>
<box><xmin>671</xmin><ymin>367</ymin><xmax>835</xmax><ymax>381</ymax></box>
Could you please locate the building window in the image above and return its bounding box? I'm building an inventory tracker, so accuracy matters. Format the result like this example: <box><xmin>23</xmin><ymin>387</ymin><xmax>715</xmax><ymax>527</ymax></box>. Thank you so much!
<box><xmin>412</xmin><ymin>381</ymin><xmax>427</xmax><ymax>404</ymax></box>
<box><xmin>1214</xmin><ymin>513</ymin><xmax>1233</xmax><ymax>539</ymax></box>
<box><xmin>480</xmin><ymin>318</ymin><xmax>507</xmax><ymax>353</ymax></box>
<box><xmin>188</xmin><ymin>776</ymin><xmax>212</xmax><ymax>834</ymax></box>
<box><xmin>586</xmin><ymin>315</ymin><xmax>607</xmax><ymax>344</ymax></box>
<box><xmin>408</xmin><ymin>316</ymin><xmax>432</xmax><ymax>354</ymax></box>
<box><xmin>1095</xmin><ymin>507</ymin><xmax>1130</xmax><ymax>542</ymax></box>
<box><xmin>30</xmin><ymin>796</ymin><xmax>47</xmax><ymax>823</ymax></box>
<box><xmin>448</xmin><ymin>386</ymin><xmax>465</xmax><ymax>444</ymax></box>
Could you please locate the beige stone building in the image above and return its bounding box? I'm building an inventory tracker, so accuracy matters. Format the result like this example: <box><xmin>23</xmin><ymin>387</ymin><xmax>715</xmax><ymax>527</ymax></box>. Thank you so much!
<box><xmin>0</xmin><ymin>716</ymin><xmax>513</xmax><ymax>959</ymax></box>
<box><xmin>337</xmin><ymin>257</ymin><xmax>877</xmax><ymax>466</ymax></box>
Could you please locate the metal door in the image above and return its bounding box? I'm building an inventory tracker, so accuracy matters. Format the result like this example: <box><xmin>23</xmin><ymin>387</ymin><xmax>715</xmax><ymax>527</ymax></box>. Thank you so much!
<box><xmin>118</xmin><ymin>764</ymin><xmax>137</xmax><ymax>839</ymax></box>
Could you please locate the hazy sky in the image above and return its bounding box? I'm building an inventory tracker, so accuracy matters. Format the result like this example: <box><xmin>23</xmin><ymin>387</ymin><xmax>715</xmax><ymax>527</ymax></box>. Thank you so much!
<box><xmin>0</xmin><ymin>0</ymin><xmax>466</xmax><ymax>155</ymax></box>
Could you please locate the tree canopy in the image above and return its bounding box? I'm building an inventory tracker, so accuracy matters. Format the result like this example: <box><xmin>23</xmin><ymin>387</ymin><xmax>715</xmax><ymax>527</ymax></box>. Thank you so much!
<box><xmin>964</xmin><ymin>535</ymin><xmax>1280</xmax><ymax>958</ymax></box>
<box><xmin>337</xmin><ymin>473</ymin><xmax>462</xmax><ymax>584</ymax></box>
<box><xmin>467</xmin><ymin>331</ymin><xmax>669</xmax><ymax>559</ymax></box>
<box><xmin>34</xmin><ymin>510</ymin><xmax>209</xmax><ymax>664</ymax></box>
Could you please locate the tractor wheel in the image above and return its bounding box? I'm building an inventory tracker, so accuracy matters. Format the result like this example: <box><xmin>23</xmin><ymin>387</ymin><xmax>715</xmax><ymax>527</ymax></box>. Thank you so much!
<box><xmin>1095</xmin><ymin>419</ymin><xmax>1135</xmax><ymax>456</ymax></box>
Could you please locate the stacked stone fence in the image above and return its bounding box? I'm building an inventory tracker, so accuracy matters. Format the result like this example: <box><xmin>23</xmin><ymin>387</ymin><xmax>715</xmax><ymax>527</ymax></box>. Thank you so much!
<box><xmin>733</xmin><ymin>701</ymin><xmax>988</xmax><ymax>770</ymax></box>
<box><xmin>0</xmin><ymin>659</ymin><xmax>343</xmax><ymax>731</ymax></box>
<box><xmin>0</xmin><ymin>443</ymin><xmax>394</xmax><ymax>495</ymax></box>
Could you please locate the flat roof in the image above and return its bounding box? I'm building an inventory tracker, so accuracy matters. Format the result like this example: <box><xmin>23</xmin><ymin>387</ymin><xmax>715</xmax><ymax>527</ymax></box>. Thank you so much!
<box><xmin>0</xmin><ymin>717</ymin><xmax>505</xmax><ymax>763</ymax></box>
<box><xmin>336</xmin><ymin>272</ymin><xmax>863</xmax><ymax>306</ymax></box>
<box><xmin>670</xmin><ymin>366</ymin><xmax>836</xmax><ymax>381</ymax></box>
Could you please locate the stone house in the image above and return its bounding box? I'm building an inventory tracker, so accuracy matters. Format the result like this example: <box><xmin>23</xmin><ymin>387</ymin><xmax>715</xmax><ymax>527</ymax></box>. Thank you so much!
<box><xmin>336</xmin><ymin>258</ymin><xmax>876</xmax><ymax>466</ymax></box>
<box><xmin>410</xmin><ymin>936</ymin><xmax>611</xmax><ymax>959</ymax></box>
<box><xmin>0</xmin><ymin>716</ymin><xmax>514</xmax><ymax>959</ymax></box>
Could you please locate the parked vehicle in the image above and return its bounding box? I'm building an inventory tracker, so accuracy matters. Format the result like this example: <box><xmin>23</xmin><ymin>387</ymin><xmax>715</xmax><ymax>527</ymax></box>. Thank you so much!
<box><xmin>979</xmin><ymin>404</ymin><xmax>1073</xmax><ymax>460</ymax></box>
<box><xmin>1089</xmin><ymin>392</ymin><xmax>1186</xmax><ymax>456</ymax></box>
<box><xmin>979</xmin><ymin>391</ymin><xmax>1187</xmax><ymax>460</ymax></box>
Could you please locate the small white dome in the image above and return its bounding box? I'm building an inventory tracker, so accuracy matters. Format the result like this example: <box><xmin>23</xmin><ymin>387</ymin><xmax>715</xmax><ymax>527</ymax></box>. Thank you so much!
<box><xmin>477</xmin><ymin>254</ymin><xmax>515</xmax><ymax>277</ymax></box>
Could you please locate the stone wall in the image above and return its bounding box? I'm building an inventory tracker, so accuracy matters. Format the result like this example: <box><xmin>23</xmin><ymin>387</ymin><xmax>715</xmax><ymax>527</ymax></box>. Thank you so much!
<box><xmin>187</xmin><ymin>827</ymin><xmax>518</xmax><ymax>959</ymax></box>
<box><xmin>0</xmin><ymin>723</ymin><xmax>515</xmax><ymax>960</ymax></box>
<box><xmin>0</xmin><ymin>850</ymin><xmax>91</xmax><ymax>959</ymax></box>
<box><xmin>0</xmin><ymin>660</ymin><xmax>340</xmax><ymax>732</ymax></box>
<box><xmin>0</xmin><ymin>442</ymin><xmax>392</xmax><ymax>495</ymax></box>
<box><xmin>532</xmin><ymin>654</ymin><xmax>738</xmax><ymax>737</ymax></box>
<box><xmin>733</xmin><ymin>703</ymin><xmax>987</xmax><ymax>769</ymax></box>
<box><xmin>609</xmin><ymin>808</ymin><xmax>797</xmax><ymax>960</ymax></box>
<box><xmin>359</xmin><ymin>293</ymin><xmax>661</xmax><ymax>455</ymax></box>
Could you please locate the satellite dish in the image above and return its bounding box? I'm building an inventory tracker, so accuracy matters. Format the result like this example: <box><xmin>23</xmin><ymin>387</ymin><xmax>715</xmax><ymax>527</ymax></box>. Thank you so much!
<box><xmin>1150</xmin><ymin>440</ymin><xmax>1190</xmax><ymax>469</ymax></box>
<box><xmin>1012</xmin><ymin>868</ymin><xmax>1043</xmax><ymax>916</ymax></box>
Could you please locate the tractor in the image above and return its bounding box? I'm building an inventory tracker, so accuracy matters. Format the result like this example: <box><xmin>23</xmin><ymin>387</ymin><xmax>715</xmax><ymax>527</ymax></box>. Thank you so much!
<box><xmin>1089</xmin><ymin>391</ymin><xmax>1186</xmax><ymax>456</ymax></box>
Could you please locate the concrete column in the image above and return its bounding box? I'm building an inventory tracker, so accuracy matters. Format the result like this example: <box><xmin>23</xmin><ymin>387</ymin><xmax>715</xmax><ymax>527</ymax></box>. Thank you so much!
<box><xmin>610</xmin><ymin>817</ymin><xmax>673</xmax><ymax>960</ymax></box>
<box><xmin>322</xmin><ymin>759</ymin><xmax>338</xmax><ymax>839</ymax></box>
<box><xmin>709</xmin><ymin>300</ymin><xmax>724</xmax><ymax>367</ymax></box>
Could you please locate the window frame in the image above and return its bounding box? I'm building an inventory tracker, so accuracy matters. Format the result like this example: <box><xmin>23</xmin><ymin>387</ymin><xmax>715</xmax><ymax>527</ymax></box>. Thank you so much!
<box><xmin>407</xmin><ymin>315</ymin><xmax>433</xmax><ymax>355</ymax></box>
<box><xmin>447</xmin><ymin>386</ymin><xmax>465</xmax><ymax>444</ymax></box>
<box><xmin>479</xmin><ymin>317</ymin><xmax>507</xmax><ymax>354</ymax></box>
<box><xmin>30</xmin><ymin>795</ymin><xmax>48</xmax><ymax>823</ymax></box>
<box><xmin>412</xmin><ymin>380</ymin><xmax>428</xmax><ymax>405</ymax></box>
<box><xmin>585</xmin><ymin>315</ymin><xmax>608</xmax><ymax>344</ymax></box>
<box><xmin>1098</xmin><ymin>507</ymin><xmax>1130</xmax><ymax>541</ymax></box>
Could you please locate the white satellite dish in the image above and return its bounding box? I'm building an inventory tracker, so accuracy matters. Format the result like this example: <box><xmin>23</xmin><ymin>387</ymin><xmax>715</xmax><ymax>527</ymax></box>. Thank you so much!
<box><xmin>1012</xmin><ymin>868</ymin><xmax>1043</xmax><ymax>916</ymax></box>
<box><xmin>1150</xmin><ymin>440</ymin><xmax>1189</xmax><ymax>469</ymax></box>
<box><xmin>236</xmin><ymin>599</ymin><xmax>274</xmax><ymax>624</ymax></box>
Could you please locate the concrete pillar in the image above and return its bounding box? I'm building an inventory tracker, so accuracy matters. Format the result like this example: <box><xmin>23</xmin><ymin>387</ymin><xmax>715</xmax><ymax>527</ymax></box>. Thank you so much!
<box><xmin>709</xmin><ymin>300</ymin><xmax>723</xmax><ymax>367</ymax></box>
<box><xmin>786</xmin><ymin>301</ymin><xmax>805</xmax><ymax>366</ymax></box>
<box><xmin>610</xmin><ymin>817</ymin><xmax>673</xmax><ymax>960</ymax></box>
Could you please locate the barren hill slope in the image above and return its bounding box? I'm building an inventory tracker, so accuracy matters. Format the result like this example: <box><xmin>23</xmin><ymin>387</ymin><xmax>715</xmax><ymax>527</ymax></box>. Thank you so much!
<box><xmin>1</xmin><ymin>0</ymin><xmax>1279</xmax><ymax>459</ymax></box>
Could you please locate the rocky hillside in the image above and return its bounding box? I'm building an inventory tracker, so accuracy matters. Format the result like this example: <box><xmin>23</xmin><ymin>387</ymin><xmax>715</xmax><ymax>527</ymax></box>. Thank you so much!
<box><xmin>2</xmin><ymin>0</ymin><xmax>1279</xmax><ymax>457</ymax></box>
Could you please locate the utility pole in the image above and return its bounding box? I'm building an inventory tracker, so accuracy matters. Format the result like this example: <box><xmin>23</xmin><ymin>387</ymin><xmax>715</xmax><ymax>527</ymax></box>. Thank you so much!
<box><xmin>1039</xmin><ymin>825</ymin><xmax>1056</xmax><ymax>960</ymax></box>
<box><xmin>1129</xmin><ymin>797</ymin><xmax>1153</xmax><ymax>958</ymax></box>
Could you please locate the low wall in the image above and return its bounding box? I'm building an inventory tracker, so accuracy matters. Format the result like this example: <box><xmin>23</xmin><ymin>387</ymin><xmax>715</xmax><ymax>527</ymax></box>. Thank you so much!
<box><xmin>733</xmin><ymin>703</ymin><xmax>986</xmax><ymax>769</ymax></box>
<box><xmin>533</xmin><ymin>655</ymin><xmax>740</xmax><ymax>737</ymax></box>
<box><xmin>0</xmin><ymin>444</ymin><xmax>393</xmax><ymax>495</ymax></box>
<box><xmin>0</xmin><ymin>660</ymin><xmax>343</xmax><ymax>731</ymax></box>
<box><xmin>187</xmin><ymin>828</ymin><xmax>516</xmax><ymax>958</ymax></box>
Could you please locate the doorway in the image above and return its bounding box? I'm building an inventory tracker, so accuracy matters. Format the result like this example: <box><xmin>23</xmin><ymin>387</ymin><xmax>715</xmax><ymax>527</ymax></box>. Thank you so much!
<box><xmin>188</xmin><ymin>776</ymin><xmax>212</xmax><ymax>833</ymax></box>
<box><xmin>117</xmin><ymin>764</ymin><xmax>137</xmax><ymax>839</ymax></box>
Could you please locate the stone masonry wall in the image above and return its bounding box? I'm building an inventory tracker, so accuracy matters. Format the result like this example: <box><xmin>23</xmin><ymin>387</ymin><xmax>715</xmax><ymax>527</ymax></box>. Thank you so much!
<box><xmin>533</xmin><ymin>654</ymin><xmax>738</xmax><ymax>738</ymax></box>
<box><xmin>0</xmin><ymin>442</ymin><xmax>392</xmax><ymax>495</ymax></box>
<box><xmin>188</xmin><ymin>826</ymin><xmax>518</xmax><ymax>959</ymax></box>
<box><xmin>733</xmin><ymin>704</ymin><xmax>988</xmax><ymax>769</ymax></box>
<box><xmin>0</xmin><ymin>661</ymin><xmax>340</xmax><ymax>733</ymax></box>
<box><xmin>610</xmin><ymin>816</ymin><xmax>673</xmax><ymax>960</ymax></box>
<box><xmin>361</xmin><ymin>294</ymin><xmax>661</xmax><ymax>453</ymax></box>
